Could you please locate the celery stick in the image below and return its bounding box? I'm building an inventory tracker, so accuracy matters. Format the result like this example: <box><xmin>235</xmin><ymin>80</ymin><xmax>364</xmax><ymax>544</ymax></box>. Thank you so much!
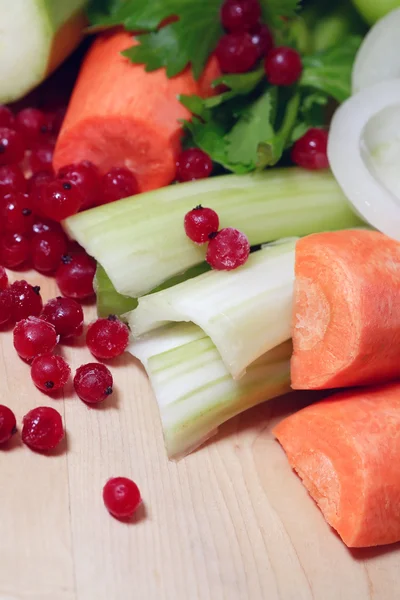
<box><xmin>130</xmin><ymin>323</ymin><xmax>292</xmax><ymax>459</ymax></box>
<box><xmin>64</xmin><ymin>168</ymin><xmax>363</xmax><ymax>298</ymax></box>
<box><xmin>129</xmin><ymin>239</ymin><xmax>296</xmax><ymax>379</ymax></box>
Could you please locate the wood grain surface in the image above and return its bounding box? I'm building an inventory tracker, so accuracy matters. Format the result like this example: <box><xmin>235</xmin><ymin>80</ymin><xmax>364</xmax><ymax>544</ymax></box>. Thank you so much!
<box><xmin>0</xmin><ymin>270</ymin><xmax>398</xmax><ymax>600</ymax></box>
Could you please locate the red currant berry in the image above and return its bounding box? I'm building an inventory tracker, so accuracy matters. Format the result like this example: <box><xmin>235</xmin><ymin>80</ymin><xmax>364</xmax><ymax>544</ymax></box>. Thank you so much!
<box><xmin>1</xmin><ymin>193</ymin><xmax>33</xmax><ymax>235</ymax></box>
<box><xmin>0</xmin><ymin>405</ymin><xmax>17</xmax><ymax>444</ymax></box>
<box><xmin>41</xmin><ymin>179</ymin><xmax>83</xmax><ymax>222</ymax></box>
<box><xmin>291</xmin><ymin>128</ymin><xmax>329</xmax><ymax>170</ymax></box>
<box><xmin>176</xmin><ymin>149</ymin><xmax>213</xmax><ymax>182</ymax></box>
<box><xmin>56</xmin><ymin>252</ymin><xmax>96</xmax><ymax>300</ymax></box>
<box><xmin>28</xmin><ymin>142</ymin><xmax>55</xmax><ymax>174</ymax></box>
<box><xmin>31</xmin><ymin>230</ymin><xmax>68</xmax><ymax>274</ymax></box>
<box><xmin>41</xmin><ymin>296</ymin><xmax>84</xmax><ymax>339</ymax></box>
<box><xmin>216</xmin><ymin>32</ymin><xmax>260</xmax><ymax>73</ymax></box>
<box><xmin>221</xmin><ymin>0</ymin><xmax>261</xmax><ymax>32</ymax></box>
<box><xmin>47</xmin><ymin>107</ymin><xmax>66</xmax><ymax>137</ymax></box>
<box><xmin>0</xmin><ymin>165</ymin><xmax>27</xmax><ymax>199</ymax></box>
<box><xmin>0</xmin><ymin>266</ymin><xmax>8</xmax><ymax>290</ymax></box>
<box><xmin>74</xmin><ymin>363</ymin><xmax>113</xmax><ymax>404</ymax></box>
<box><xmin>206</xmin><ymin>227</ymin><xmax>250</xmax><ymax>270</ymax></box>
<box><xmin>31</xmin><ymin>354</ymin><xmax>71</xmax><ymax>393</ymax></box>
<box><xmin>31</xmin><ymin>215</ymin><xmax>62</xmax><ymax>237</ymax></box>
<box><xmin>28</xmin><ymin>170</ymin><xmax>54</xmax><ymax>216</ymax></box>
<box><xmin>0</xmin><ymin>289</ymin><xmax>12</xmax><ymax>326</ymax></box>
<box><xmin>15</xmin><ymin>108</ymin><xmax>48</xmax><ymax>146</ymax></box>
<box><xmin>264</xmin><ymin>46</ymin><xmax>302</xmax><ymax>86</ymax></box>
<box><xmin>0</xmin><ymin>106</ymin><xmax>15</xmax><ymax>129</ymax></box>
<box><xmin>0</xmin><ymin>232</ymin><xmax>30</xmax><ymax>268</ymax></box>
<box><xmin>13</xmin><ymin>316</ymin><xmax>58</xmax><ymax>361</ymax></box>
<box><xmin>86</xmin><ymin>315</ymin><xmax>129</xmax><ymax>360</ymax></box>
<box><xmin>22</xmin><ymin>406</ymin><xmax>64</xmax><ymax>452</ymax></box>
<box><xmin>184</xmin><ymin>205</ymin><xmax>219</xmax><ymax>244</ymax></box>
<box><xmin>57</xmin><ymin>161</ymin><xmax>101</xmax><ymax>210</ymax></box>
<box><xmin>103</xmin><ymin>477</ymin><xmax>141</xmax><ymax>519</ymax></box>
<box><xmin>250</xmin><ymin>24</ymin><xmax>274</xmax><ymax>58</ymax></box>
<box><xmin>10</xmin><ymin>280</ymin><xmax>43</xmax><ymax>321</ymax></box>
<box><xmin>100</xmin><ymin>167</ymin><xmax>139</xmax><ymax>205</ymax></box>
<box><xmin>0</xmin><ymin>127</ymin><xmax>25</xmax><ymax>165</ymax></box>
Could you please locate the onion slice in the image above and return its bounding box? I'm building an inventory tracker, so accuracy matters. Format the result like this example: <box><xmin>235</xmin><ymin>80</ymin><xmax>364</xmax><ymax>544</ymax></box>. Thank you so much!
<box><xmin>352</xmin><ymin>8</ymin><xmax>400</xmax><ymax>93</ymax></box>
<box><xmin>328</xmin><ymin>79</ymin><xmax>400</xmax><ymax>240</ymax></box>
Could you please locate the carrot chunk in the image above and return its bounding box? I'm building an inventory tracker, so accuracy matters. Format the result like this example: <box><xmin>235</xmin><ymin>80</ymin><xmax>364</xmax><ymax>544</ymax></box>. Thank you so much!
<box><xmin>274</xmin><ymin>383</ymin><xmax>400</xmax><ymax>547</ymax></box>
<box><xmin>291</xmin><ymin>229</ymin><xmax>400</xmax><ymax>389</ymax></box>
<box><xmin>53</xmin><ymin>31</ymin><xmax>220</xmax><ymax>192</ymax></box>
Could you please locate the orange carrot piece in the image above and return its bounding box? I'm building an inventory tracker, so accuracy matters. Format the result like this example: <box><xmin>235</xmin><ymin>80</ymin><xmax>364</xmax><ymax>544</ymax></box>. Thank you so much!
<box><xmin>274</xmin><ymin>383</ymin><xmax>400</xmax><ymax>547</ymax></box>
<box><xmin>291</xmin><ymin>229</ymin><xmax>400</xmax><ymax>390</ymax></box>
<box><xmin>53</xmin><ymin>31</ymin><xmax>220</xmax><ymax>192</ymax></box>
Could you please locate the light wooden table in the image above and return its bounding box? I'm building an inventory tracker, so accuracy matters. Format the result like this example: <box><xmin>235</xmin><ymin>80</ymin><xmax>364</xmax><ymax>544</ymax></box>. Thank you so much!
<box><xmin>0</xmin><ymin>270</ymin><xmax>399</xmax><ymax>600</ymax></box>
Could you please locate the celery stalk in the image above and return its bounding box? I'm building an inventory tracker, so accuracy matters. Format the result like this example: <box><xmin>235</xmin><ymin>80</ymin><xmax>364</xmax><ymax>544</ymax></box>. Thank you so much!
<box><xmin>64</xmin><ymin>168</ymin><xmax>363</xmax><ymax>298</ymax></box>
<box><xmin>130</xmin><ymin>323</ymin><xmax>292</xmax><ymax>459</ymax></box>
<box><xmin>129</xmin><ymin>239</ymin><xmax>296</xmax><ymax>379</ymax></box>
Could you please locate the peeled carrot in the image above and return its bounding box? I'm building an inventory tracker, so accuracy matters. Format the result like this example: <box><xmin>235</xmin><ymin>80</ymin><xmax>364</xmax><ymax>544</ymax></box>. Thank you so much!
<box><xmin>291</xmin><ymin>229</ymin><xmax>400</xmax><ymax>390</ymax></box>
<box><xmin>53</xmin><ymin>31</ymin><xmax>220</xmax><ymax>192</ymax></box>
<box><xmin>274</xmin><ymin>383</ymin><xmax>400</xmax><ymax>547</ymax></box>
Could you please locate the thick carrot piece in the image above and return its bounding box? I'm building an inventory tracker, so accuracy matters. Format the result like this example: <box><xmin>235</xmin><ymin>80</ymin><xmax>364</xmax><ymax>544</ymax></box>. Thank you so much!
<box><xmin>274</xmin><ymin>383</ymin><xmax>400</xmax><ymax>547</ymax></box>
<box><xmin>53</xmin><ymin>31</ymin><xmax>219</xmax><ymax>192</ymax></box>
<box><xmin>291</xmin><ymin>229</ymin><xmax>400</xmax><ymax>390</ymax></box>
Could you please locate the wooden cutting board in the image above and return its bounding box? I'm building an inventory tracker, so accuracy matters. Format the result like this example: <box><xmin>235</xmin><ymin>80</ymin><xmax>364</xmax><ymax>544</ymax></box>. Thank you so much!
<box><xmin>0</xmin><ymin>270</ymin><xmax>398</xmax><ymax>600</ymax></box>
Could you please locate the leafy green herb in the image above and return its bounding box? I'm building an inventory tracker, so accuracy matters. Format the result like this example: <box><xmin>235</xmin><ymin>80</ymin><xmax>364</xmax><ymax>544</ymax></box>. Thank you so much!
<box><xmin>260</xmin><ymin>0</ymin><xmax>301</xmax><ymax>28</ymax></box>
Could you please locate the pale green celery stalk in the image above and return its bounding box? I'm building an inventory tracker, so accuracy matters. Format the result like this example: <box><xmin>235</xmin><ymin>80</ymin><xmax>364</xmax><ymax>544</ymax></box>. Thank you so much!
<box><xmin>130</xmin><ymin>323</ymin><xmax>292</xmax><ymax>459</ymax></box>
<box><xmin>129</xmin><ymin>239</ymin><xmax>296</xmax><ymax>379</ymax></box>
<box><xmin>95</xmin><ymin>262</ymin><xmax>211</xmax><ymax>318</ymax></box>
<box><xmin>64</xmin><ymin>168</ymin><xmax>363</xmax><ymax>298</ymax></box>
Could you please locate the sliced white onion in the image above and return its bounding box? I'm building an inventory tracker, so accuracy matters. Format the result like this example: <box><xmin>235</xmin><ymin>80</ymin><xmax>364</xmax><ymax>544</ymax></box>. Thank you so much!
<box><xmin>328</xmin><ymin>79</ymin><xmax>400</xmax><ymax>240</ymax></box>
<box><xmin>352</xmin><ymin>8</ymin><xmax>400</xmax><ymax>93</ymax></box>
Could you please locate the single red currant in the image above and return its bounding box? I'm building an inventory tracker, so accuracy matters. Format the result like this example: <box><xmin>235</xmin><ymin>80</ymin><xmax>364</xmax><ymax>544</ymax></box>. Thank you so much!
<box><xmin>0</xmin><ymin>289</ymin><xmax>12</xmax><ymax>327</ymax></box>
<box><xmin>0</xmin><ymin>164</ymin><xmax>27</xmax><ymax>199</ymax></box>
<box><xmin>250</xmin><ymin>24</ymin><xmax>274</xmax><ymax>58</ymax></box>
<box><xmin>15</xmin><ymin>108</ymin><xmax>49</xmax><ymax>146</ymax></box>
<box><xmin>184</xmin><ymin>205</ymin><xmax>220</xmax><ymax>244</ymax></box>
<box><xmin>47</xmin><ymin>107</ymin><xmax>66</xmax><ymax>137</ymax></box>
<box><xmin>100</xmin><ymin>167</ymin><xmax>139</xmax><ymax>205</ymax></box>
<box><xmin>176</xmin><ymin>149</ymin><xmax>213</xmax><ymax>182</ymax></box>
<box><xmin>206</xmin><ymin>227</ymin><xmax>250</xmax><ymax>270</ymax></box>
<box><xmin>264</xmin><ymin>46</ymin><xmax>302</xmax><ymax>86</ymax></box>
<box><xmin>28</xmin><ymin>170</ymin><xmax>54</xmax><ymax>216</ymax></box>
<box><xmin>56</xmin><ymin>252</ymin><xmax>96</xmax><ymax>299</ymax></box>
<box><xmin>41</xmin><ymin>179</ymin><xmax>83</xmax><ymax>222</ymax></box>
<box><xmin>10</xmin><ymin>280</ymin><xmax>43</xmax><ymax>321</ymax></box>
<box><xmin>31</xmin><ymin>230</ymin><xmax>68</xmax><ymax>274</ymax></box>
<box><xmin>0</xmin><ymin>127</ymin><xmax>25</xmax><ymax>165</ymax></box>
<box><xmin>0</xmin><ymin>405</ymin><xmax>17</xmax><ymax>444</ymax></box>
<box><xmin>0</xmin><ymin>106</ymin><xmax>15</xmax><ymax>130</ymax></box>
<box><xmin>74</xmin><ymin>363</ymin><xmax>113</xmax><ymax>404</ymax></box>
<box><xmin>22</xmin><ymin>406</ymin><xmax>64</xmax><ymax>452</ymax></box>
<box><xmin>28</xmin><ymin>142</ymin><xmax>55</xmax><ymax>174</ymax></box>
<box><xmin>0</xmin><ymin>266</ymin><xmax>8</xmax><ymax>290</ymax></box>
<box><xmin>86</xmin><ymin>315</ymin><xmax>130</xmax><ymax>360</ymax></box>
<box><xmin>41</xmin><ymin>296</ymin><xmax>84</xmax><ymax>339</ymax></box>
<box><xmin>1</xmin><ymin>192</ymin><xmax>34</xmax><ymax>234</ymax></box>
<box><xmin>0</xmin><ymin>232</ymin><xmax>30</xmax><ymax>268</ymax></box>
<box><xmin>31</xmin><ymin>215</ymin><xmax>62</xmax><ymax>237</ymax></box>
<box><xmin>216</xmin><ymin>32</ymin><xmax>260</xmax><ymax>73</ymax></box>
<box><xmin>103</xmin><ymin>477</ymin><xmax>142</xmax><ymax>519</ymax></box>
<box><xmin>57</xmin><ymin>161</ymin><xmax>101</xmax><ymax>210</ymax></box>
<box><xmin>13</xmin><ymin>316</ymin><xmax>58</xmax><ymax>361</ymax></box>
<box><xmin>221</xmin><ymin>0</ymin><xmax>261</xmax><ymax>32</ymax></box>
<box><xmin>31</xmin><ymin>354</ymin><xmax>71</xmax><ymax>393</ymax></box>
<box><xmin>291</xmin><ymin>128</ymin><xmax>329</xmax><ymax>170</ymax></box>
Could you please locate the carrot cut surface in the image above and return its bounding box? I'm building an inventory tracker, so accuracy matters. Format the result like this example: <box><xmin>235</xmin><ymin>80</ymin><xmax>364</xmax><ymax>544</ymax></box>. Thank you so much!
<box><xmin>53</xmin><ymin>31</ymin><xmax>219</xmax><ymax>192</ymax></box>
<box><xmin>291</xmin><ymin>229</ymin><xmax>400</xmax><ymax>390</ymax></box>
<box><xmin>274</xmin><ymin>383</ymin><xmax>400</xmax><ymax>547</ymax></box>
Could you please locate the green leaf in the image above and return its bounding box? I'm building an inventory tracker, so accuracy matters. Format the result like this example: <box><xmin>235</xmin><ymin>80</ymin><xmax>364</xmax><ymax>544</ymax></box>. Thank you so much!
<box><xmin>260</xmin><ymin>0</ymin><xmax>301</xmax><ymax>28</ymax></box>
<box><xmin>88</xmin><ymin>0</ymin><xmax>224</xmax><ymax>79</ymax></box>
<box><xmin>258</xmin><ymin>91</ymin><xmax>300</xmax><ymax>168</ymax></box>
<box><xmin>300</xmin><ymin>35</ymin><xmax>363</xmax><ymax>102</ymax></box>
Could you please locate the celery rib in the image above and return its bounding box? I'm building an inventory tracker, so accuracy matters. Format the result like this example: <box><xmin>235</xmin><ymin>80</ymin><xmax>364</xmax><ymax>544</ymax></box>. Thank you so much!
<box><xmin>64</xmin><ymin>168</ymin><xmax>363</xmax><ymax>298</ymax></box>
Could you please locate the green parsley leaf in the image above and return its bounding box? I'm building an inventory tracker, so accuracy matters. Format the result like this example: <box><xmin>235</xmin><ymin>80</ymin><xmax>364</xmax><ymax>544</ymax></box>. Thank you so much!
<box><xmin>300</xmin><ymin>35</ymin><xmax>362</xmax><ymax>103</ymax></box>
<box><xmin>260</xmin><ymin>0</ymin><xmax>301</xmax><ymax>28</ymax></box>
<box><xmin>257</xmin><ymin>91</ymin><xmax>300</xmax><ymax>168</ymax></box>
<box><xmin>88</xmin><ymin>0</ymin><xmax>224</xmax><ymax>79</ymax></box>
